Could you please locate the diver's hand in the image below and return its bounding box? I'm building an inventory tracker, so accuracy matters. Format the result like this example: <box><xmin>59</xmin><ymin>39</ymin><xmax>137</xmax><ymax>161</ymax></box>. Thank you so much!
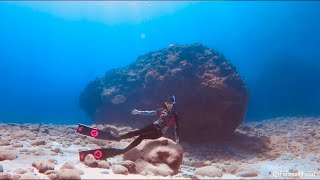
<box><xmin>131</xmin><ymin>109</ymin><xmax>140</xmax><ymax>115</ymax></box>
<box><xmin>175</xmin><ymin>138</ymin><xmax>180</xmax><ymax>145</ymax></box>
<box><xmin>175</xmin><ymin>136</ymin><xmax>180</xmax><ymax>144</ymax></box>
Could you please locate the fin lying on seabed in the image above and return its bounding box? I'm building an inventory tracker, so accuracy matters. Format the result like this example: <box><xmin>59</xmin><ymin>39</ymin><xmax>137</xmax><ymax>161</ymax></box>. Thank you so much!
<box><xmin>79</xmin><ymin>148</ymin><xmax>124</xmax><ymax>161</ymax></box>
<box><xmin>76</xmin><ymin>123</ymin><xmax>119</xmax><ymax>140</ymax></box>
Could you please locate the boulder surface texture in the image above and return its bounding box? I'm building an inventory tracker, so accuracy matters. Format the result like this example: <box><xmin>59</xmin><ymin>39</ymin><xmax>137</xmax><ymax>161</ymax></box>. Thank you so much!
<box><xmin>80</xmin><ymin>43</ymin><xmax>248</xmax><ymax>142</ymax></box>
<box><xmin>122</xmin><ymin>137</ymin><xmax>183</xmax><ymax>176</ymax></box>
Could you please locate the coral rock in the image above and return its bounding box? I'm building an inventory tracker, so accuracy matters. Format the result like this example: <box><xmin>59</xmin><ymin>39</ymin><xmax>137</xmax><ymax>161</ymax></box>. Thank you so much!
<box><xmin>13</xmin><ymin>168</ymin><xmax>27</xmax><ymax>175</ymax></box>
<box><xmin>84</xmin><ymin>154</ymin><xmax>98</xmax><ymax>168</ymax></box>
<box><xmin>119</xmin><ymin>160</ymin><xmax>136</xmax><ymax>174</ymax></box>
<box><xmin>226</xmin><ymin>163</ymin><xmax>239</xmax><ymax>174</ymax></box>
<box><xmin>57</xmin><ymin>169</ymin><xmax>81</xmax><ymax>180</ymax></box>
<box><xmin>0</xmin><ymin>151</ymin><xmax>17</xmax><ymax>161</ymax></box>
<box><xmin>32</xmin><ymin>160</ymin><xmax>54</xmax><ymax>173</ymax></box>
<box><xmin>19</xmin><ymin>173</ymin><xmax>40</xmax><ymax>179</ymax></box>
<box><xmin>47</xmin><ymin>173</ymin><xmax>58</xmax><ymax>180</ymax></box>
<box><xmin>11</xmin><ymin>174</ymin><xmax>20</xmax><ymax>180</ymax></box>
<box><xmin>0</xmin><ymin>141</ymin><xmax>11</xmax><ymax>146</ymax></box>
<box><xmin>52</xmin><ymin>148</ymin><xmax>61</xmax><ymax>154</ymax></box>
<box><xmin>111</xmin><ymin>165</ymin><xmax>129</xmax><ymax>175</ymax></box>
<box><xmin>98</xmin><ymin>161</ymin><xmax>110</xmax><ymax>169</ymax></box>
<box><xmin>31</xmin><ymin>140</ymin><xmax>46</xmax><ymax>146</ymax></box>
<box><xmin>123</xmin><ymin>137</ymin><xmax>183</xmax><ymax>176</ymax></box>
<box><xmin>0</xmin><ymin>173</ymin><xmax>11</xmax><ymax>180</ymax></box>
<box><xmin>235</xmin><ymin>166</ymin><xmax>259</xmax><ymax>177</ymax></box>
<box><xmin>194</xmin><ymin>166</ymin><xmax>223</xmax><ymax>177</ymax></box>
<box><xmin>60</xmin><ymin>162</ymin><xmax>75</xmax><ymax>170</ymax></box>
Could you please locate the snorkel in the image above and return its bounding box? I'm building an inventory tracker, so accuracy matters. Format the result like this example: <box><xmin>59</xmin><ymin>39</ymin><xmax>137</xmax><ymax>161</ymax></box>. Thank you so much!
<box><xmin>172</xmin><ymin>95</ymin><xmax>177</xmax><ymax>112</ymax></box>
<box><xmin>172</xmin><ymin>95</ymin><xmax>176</xmax><ymax>104</ymax></box>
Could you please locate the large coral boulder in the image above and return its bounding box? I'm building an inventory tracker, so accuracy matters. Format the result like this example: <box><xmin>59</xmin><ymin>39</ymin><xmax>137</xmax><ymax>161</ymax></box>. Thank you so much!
<box><xmin>80</xmin><ymin>43</ymin><xmax>248</xmax><ymax>142</ymax></box>
<box><xmin>122</xmin><ymin>137</ymin><xmax>183</xmax><ymax>176</ymax></box>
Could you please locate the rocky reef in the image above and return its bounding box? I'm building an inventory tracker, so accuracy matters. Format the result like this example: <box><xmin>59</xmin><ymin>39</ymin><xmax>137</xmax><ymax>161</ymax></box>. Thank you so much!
<box><xmin>79</xmin><ymin>43</ymin><xmax>248</xmax><ymax>142</ymax></box>
<box><xmin>1</xmin><ymin>117</ymin><xmax>320</xmax><ymax>179</ymax></box>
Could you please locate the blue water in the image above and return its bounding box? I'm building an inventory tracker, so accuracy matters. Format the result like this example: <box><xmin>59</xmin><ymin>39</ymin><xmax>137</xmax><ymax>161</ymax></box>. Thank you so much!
<box><xmin>0</xmin><ymin>1</ymin><xmax>319</xmax><ymax>124</ymax></box>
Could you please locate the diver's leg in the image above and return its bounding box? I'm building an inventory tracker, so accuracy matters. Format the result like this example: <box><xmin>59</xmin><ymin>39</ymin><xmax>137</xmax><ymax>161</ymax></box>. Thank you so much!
<box><xmin>119</xmin><ymin>124</ymin><xmax>155</xmax><ymax>139</ymax></box>
<box><xmin>121</xmin><ymin>129</ymin><xmax>161</xmax><ymax>154</ymax></box>
<box><xmin>82</xmin><ymin>132</ymin><xmax>157</xmax><ymax>159</ymax></box>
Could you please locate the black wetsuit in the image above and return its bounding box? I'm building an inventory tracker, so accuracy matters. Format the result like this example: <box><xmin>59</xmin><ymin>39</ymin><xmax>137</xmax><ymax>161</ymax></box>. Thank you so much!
<box><xmin>118</xmin><ymin>108</ymin><xmax>179</xmax><ymax>154</ymax></box>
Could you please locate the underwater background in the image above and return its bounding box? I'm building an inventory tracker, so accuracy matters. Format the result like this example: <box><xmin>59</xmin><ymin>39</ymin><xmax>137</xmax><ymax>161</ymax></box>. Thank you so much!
<box><xmin>0</xmin><ymin>1</ymin><xmax>319</xmax><ymax>125</ymax></box>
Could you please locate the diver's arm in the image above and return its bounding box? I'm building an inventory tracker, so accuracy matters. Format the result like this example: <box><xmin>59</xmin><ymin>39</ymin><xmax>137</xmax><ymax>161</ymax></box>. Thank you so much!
<box><xmin>139</xmin><ymin>110</ymin><xmax>157</xmax><ymax>115</ymax></box>
<box><xmin>131</xmin><ymin>109</ymin><xmax>157</xmax><ymax>115</ymax></box>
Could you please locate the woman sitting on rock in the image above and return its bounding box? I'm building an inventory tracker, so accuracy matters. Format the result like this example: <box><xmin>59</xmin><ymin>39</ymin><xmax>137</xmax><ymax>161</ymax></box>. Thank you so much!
<box><xmin>115</xmin><ymin>95</ymin><xmax>180</xmax><ymax>152</ymax></box>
